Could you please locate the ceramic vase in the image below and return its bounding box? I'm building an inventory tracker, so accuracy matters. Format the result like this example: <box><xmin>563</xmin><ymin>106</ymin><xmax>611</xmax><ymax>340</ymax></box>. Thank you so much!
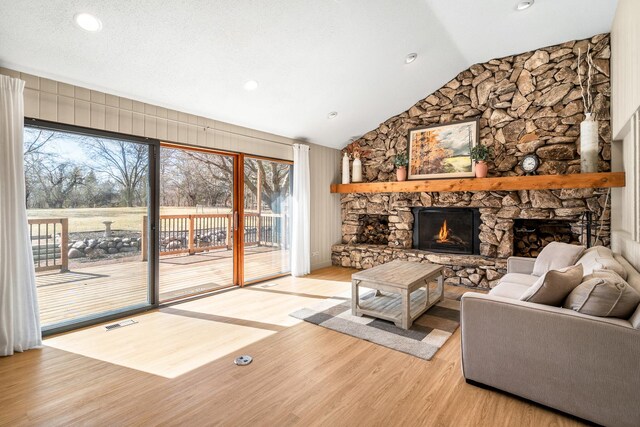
<box><xmin>341</xmin><ymin>153</ymin><xmax>350</xmax><ymax>184</ymax></box>
<box><xmin>396</xmin><ymin>166</ymin><xmax>407</xmax><ymax>182</ymax></box>
<box><xmin>475</xmin><ymin>161</ymin><xmax>488</xmax><ymax>178</ymax></box>
<box><xmin>352</xmin><ymin>157</ymin><xmax>363</xmax><ymax>182</ymax></box>
<box><xmin>580</xmin><ymin>113</ymin><xmax>598</xmax><ymax>173</ymax></box>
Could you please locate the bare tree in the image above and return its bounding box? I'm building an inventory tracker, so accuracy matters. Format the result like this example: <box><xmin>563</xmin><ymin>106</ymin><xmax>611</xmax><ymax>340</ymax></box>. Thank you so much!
<box><xmin>35</xmin><ymin>161</ymin><xmax>84</xmax><ymax>208</ymax></box>
<box><xmin>84</xmin><ymin>138</ymin><xmax>148</xmax><ymax>207</ymax></box>
<box><xmin>23</xmin><ymin>129</ymin><xmax>56</xmax><ymax>206</ymax></box>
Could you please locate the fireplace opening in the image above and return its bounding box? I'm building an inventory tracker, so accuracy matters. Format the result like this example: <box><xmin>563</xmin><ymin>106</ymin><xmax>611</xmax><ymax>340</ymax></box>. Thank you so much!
<box><xmin>513</xmin><ymin>219</ymin><xmax>581</xmax><ymax>257</ymax></box>
<box><xmin>356</xmin><ymin>214</ymin><xmax>390</xmax><ymax>245</ymax></box>
<box><xmin>412</xmin><ymin>207</ymin><xmax>480</xmax><ymax>254</ymax></box>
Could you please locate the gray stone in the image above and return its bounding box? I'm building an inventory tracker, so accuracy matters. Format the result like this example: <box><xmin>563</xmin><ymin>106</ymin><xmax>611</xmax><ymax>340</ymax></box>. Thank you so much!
<box><xmin>524</xmin><ymin>50</ymin><xmax>550</xmax><ymax>70</ymax></box>
<box><xmin>72</xmin><ymin>241</ymin><xmax>87</xmax><ymax>250</ymax></box>
<box><xmin>516</xmin><ymin>69</ymin><xmax>535</xmax><ymax>95</ymax></box>
<box><xmin>68</xmin><ymin>248</ymin><xmax>84</xmax><ymax>259</ymax></box>
<box><xmin>536</xmin><ymin>144</ymin><xmax>575</xmax><ymax>160</ymax></box>
<box><xmin>530</xmin><ymin>190</ymin><xmax>562</xmax><ymax>208</ymax></box>
<box><xmin>534</xmin><ymin>83</ymin><xmax>572</xmax><ymax>107</ymax></box>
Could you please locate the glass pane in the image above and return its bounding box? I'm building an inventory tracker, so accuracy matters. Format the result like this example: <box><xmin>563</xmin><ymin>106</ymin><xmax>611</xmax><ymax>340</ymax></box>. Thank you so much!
<box><xmin>159</xmin><ymin>147</ymin><xmax>235</xmax><ymax>301</ymax></box>
<box><xmin>24</xmin><ymin>127</ymin><xmax>151</xmax><ymax>329</ymax></box>
<box><xmin>243</xmin><ymin>158</ymin><xmax>292</xmax><ymax>282</ymax></box>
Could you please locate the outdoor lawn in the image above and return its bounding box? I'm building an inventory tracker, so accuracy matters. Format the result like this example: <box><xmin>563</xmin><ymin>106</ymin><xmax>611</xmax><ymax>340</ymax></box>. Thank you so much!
<box><xmin>27</xmin><ymin>206</ymin><xmax>233</xmax><ymax>233</ymax></box>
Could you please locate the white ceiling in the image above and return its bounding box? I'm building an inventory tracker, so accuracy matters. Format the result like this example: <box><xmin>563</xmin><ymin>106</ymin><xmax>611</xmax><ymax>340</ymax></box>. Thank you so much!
<box><xmin>0</xmin><ymin>0</ymin><xmax>617</xmax><ymax>149</ymax></box>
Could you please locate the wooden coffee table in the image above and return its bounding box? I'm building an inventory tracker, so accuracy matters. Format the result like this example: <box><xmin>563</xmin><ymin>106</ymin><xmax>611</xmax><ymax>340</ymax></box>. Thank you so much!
<box><xmin>351</xmin><ymin>260</ymin><xmax>444</xmax><ymax>330</ymax></box>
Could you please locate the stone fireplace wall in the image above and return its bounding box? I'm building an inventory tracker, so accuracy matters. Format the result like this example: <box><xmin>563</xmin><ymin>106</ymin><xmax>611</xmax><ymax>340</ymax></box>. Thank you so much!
<box><xmin>332</xmin><ymin>34</ymin><xmax>612</xmax><ymax>289</ymax></box>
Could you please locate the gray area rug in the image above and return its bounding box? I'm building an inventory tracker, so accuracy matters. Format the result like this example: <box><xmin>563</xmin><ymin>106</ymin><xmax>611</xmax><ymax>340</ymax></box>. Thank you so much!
<box><xmin>290</xmin><ymin>292</ymin><xmax>460</xmax><ymax>360</ymax></box>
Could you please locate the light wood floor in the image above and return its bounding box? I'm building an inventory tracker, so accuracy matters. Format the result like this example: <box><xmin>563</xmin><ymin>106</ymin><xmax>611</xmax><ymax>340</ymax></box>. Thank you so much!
<box><xmin>1</xmin><ymin>267</ymin><xmax>582</xmax><ymax>426</ymax></box>
<box><xmin>36</xmin><ymin>247</ymin><xmax>290</xmax><ymax>327</ymax></box>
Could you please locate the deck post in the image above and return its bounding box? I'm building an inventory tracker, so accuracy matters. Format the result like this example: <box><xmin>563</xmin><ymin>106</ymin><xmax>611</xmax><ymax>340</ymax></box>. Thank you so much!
<box><xmin>142</xmin><ymin>215</ymin><xmax>148</xmax><ymax>262</ymax></box>
<box><xmin>256</xmin><ymin>171</ymin><xmax>262</xmax><ymax>246</ymax></box>
<box><xmin>188</xmin><ymin>215</ymin><xmax>195</xmax><ymax>255</ymax></box>
<box><xmin>60</xmin><ymin>218</ymin><xmax>69</xmax><ymax>272</ymax></box>
<box><xmin>226</xmin><ymin>213</ymin><xmax>232</xmax><ymax>250</ymax></box>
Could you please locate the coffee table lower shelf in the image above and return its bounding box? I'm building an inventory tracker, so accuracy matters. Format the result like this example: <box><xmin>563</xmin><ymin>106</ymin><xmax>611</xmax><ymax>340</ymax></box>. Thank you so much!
<box><xmin>356</xmin><ymin>288</ymin><xmax>443</xmax><ymax>327</ymax></box>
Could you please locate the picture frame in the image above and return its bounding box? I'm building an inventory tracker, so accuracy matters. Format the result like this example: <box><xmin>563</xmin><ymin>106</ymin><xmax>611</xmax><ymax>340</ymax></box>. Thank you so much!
<box><xmin>407</xmin><ymin>118</ymin><xmax>479</xmax><ymax>180</ymax></box>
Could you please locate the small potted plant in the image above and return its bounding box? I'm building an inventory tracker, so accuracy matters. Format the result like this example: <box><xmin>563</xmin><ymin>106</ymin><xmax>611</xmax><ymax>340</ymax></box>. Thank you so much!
<box><xmin>470</xmin><ymin>144</ymin><xmax>492</xmax><ymax>178</ymax></box>
<box><xmin>394</xmin><ymin>151</ymin><xmax>409</xmax><ymax>181</ymax></box>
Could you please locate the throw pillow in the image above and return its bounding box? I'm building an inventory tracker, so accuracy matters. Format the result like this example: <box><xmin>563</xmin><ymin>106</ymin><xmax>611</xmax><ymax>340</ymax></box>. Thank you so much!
<box><xmin>532</xmin><ymin>242</ymin><xmax>585</xmax><ymax>277</ymax></box>
<box><xmin>564</xmin><ymin>270</ymin><xmax>640</xmax><ymax>318</ymax></box>
<box><xmin>576</xmin><ymin>246</ymin><xmax>628</xmax><ymax>280</ymax></box>
<box><xmin>520</xmin><ymin>264</ymin><xmax>584</xmax><ymax>306</ymax></box>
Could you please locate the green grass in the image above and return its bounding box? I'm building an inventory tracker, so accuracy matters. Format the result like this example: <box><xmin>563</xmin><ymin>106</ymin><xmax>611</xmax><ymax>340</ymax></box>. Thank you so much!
<box><xmin>27</xmin><ymin>206</ymin><xmax>232</xmax><ymax>233</ymax></box>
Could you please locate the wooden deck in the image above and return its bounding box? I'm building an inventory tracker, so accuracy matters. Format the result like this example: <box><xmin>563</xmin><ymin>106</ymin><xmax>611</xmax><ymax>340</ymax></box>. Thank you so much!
<box><xmin>36</xmin><ymin>247</ymin><xmax>290</xmax><ymax>327</ymax></box>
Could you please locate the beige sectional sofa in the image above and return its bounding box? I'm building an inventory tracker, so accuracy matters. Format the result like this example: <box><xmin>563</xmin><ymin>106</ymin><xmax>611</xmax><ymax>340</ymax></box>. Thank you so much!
<box><xmin>461</xmin><ymin>246</ymin><xmax>640</xmax><ymax>427</ymax></box>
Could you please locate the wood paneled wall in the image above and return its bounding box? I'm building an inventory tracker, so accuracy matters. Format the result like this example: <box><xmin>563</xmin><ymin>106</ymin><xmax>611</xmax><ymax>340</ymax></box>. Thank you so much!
<box><xmin>611</xmin><ymin>0</ymin><xmax>640</xmax><ymax>269</ymax></box>
<box><xmin>0</xmin><ymin>67</ymin><xmax>294</xmax><ymax>160</ymax></box>
<box><xmin>0</xmin><ymin>67</ymin><xmax>342</xmax><ymax>272</ymax></box>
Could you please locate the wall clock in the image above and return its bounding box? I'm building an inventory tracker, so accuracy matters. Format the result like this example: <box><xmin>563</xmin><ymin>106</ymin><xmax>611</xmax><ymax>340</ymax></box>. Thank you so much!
<box><xmin>521</xmin><ymin>154</ymin><xmax>540</xmax><ymax>175</ymax></box>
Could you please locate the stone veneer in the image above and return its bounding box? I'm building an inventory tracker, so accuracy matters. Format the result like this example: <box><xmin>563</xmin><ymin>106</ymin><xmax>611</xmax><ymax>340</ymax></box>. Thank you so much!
<box><xmin>332</xmin><ymin>34</ymin><xmax>612</xmax><ymax>289</ymax></box>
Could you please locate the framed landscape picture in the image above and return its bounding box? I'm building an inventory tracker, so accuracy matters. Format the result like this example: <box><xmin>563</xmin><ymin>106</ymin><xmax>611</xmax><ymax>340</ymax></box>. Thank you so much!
<box><xmin>408</xmin><ymin>119</ymin><xmax>478</xmax><ymax>180</ymax></box>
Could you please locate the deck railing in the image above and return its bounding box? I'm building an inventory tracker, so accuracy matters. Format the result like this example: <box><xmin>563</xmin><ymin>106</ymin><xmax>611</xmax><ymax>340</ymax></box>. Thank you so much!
<box><xmin>143</xmin><ymin>212</ymin><xmax>288</xmax><ymax>260</ymax></box>
<box><xmin>153</xmin><ymin>213</ymin><xmax>233</xmax><ymax>257</ymax></box>
<box><xmin>28</xmin><ymin>218</ymin><xmax>69</xmax><ymax>272</ymax></box>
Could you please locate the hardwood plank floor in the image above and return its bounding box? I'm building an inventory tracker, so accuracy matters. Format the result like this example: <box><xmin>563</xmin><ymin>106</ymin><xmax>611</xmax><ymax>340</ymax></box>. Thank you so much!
<box><xmin>1</xmin><ymin>267</ymin><xmax>583</xmax><ymax>426</ymax></box>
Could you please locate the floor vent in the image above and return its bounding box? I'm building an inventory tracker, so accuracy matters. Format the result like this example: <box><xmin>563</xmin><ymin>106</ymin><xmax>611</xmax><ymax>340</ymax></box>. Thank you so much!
<box><xmin>260</xmin><ymin>283</ymin><xmax>279</xmax><ymax>288</ymax></box>
<box><xmin>105</xmin><ymin>319</ymin><xmax>138</xmax><ymax>331</ymax></box>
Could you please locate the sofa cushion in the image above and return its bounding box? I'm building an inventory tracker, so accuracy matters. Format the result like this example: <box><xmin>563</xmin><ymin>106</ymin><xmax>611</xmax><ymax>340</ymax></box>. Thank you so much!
<box><xmin>489</xmin><ymin>282</ymin><xmax>532</xmax><ymax>300</ymax></box>
<box><xmin>532</xmin><ymin>242</ymin><xmax>585</xmax><ymax>276</ymax></box>
<box><xmin>498</xmin><ymin>273</ymin><xmax>539</xmax><ymax>288</ymax></box>
<box><xmin>577</xmin><ymin>246</ymin><xmax>628</xmax><ymax>280</ymax></box>
<box><xmin>520</xmin><ymin>264</ymin><xmax>584</xmax><ymax>306</ymax></box>
<box><xmin>564</xmin><ymin>270</ymin><xmax>640</xmax><ymax>318</ymax></box>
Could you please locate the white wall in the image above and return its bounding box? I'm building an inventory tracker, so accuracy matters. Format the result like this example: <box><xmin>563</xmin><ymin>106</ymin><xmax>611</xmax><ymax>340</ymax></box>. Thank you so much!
<box><xmin>611</xmin><ymin>0</ymin><xmax>640</xmax><ymax>139</ymax></box>
<box><xmin>308</xmin><ymin>142</ymin><xmax>342</xmax><ymax>269</ymax></box>
<box><xmin>610</xmin><ymin>0</ymin><xmax>640</xmax><ymax>269</ymax></box>
<box><xmin>0</xmin><ymin>67</ymin><xmax>342</xmax><ymax>272</ymax></box>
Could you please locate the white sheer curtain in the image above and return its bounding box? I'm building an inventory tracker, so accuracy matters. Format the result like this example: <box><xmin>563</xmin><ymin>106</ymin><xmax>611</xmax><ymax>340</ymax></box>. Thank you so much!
<box><xmin>291</xmin><ymin>143</ymin><xmax>310</xmax><ymax>276</ymax></box>
<box><xmin>0</xmin><ymin>75</ymin><xmax>41</xmax><ymax>356</ymax></box>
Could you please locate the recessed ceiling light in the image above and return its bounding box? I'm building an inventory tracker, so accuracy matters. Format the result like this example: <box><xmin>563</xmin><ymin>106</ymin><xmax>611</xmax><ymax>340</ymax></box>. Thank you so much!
<box><xmin>516</xmin><ymin>0</ymin><xmax>534</xmax><ymax>11</ymax></box>
<box><xmin>74</xmin><ymin>13</ymin><xmax>102</xmax><ymax>32</ymax></box>
<box><xmin>243</xmin><ymin>80</ymin><xmax>259</xmax><ymax>91</ymax></box>
<box><xmin>327</xmin><ymin>111</ymin><xmax>338</xmax><ymax>119</ymax></box>
<box><xmin>405</xmin><ymin>53</ymin><xmax>418</xmax><ymax>64</ymax></box>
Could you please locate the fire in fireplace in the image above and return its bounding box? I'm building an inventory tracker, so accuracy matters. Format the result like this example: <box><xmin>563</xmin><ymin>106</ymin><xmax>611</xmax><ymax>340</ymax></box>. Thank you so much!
<box><xmin>412</xmin><ymin>207</ymin><xmax>480</xmax><ymax>254</ymax></box>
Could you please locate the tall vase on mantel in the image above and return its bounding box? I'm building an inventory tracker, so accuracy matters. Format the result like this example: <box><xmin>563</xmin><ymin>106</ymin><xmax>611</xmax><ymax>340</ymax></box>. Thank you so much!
<box><xmin>341</xmin><ymin>153</ymin><xmax>350</xmax><ymax>184</ymax></box>
<box><xmin>352</xmin><ymin>154</ymin><xmax>363</xmax><ymax>183</ymax></box>
<box><xmin>580</xmin><ymin>113</ymin><xmax>598</xmax><ymax>173</ymax></box>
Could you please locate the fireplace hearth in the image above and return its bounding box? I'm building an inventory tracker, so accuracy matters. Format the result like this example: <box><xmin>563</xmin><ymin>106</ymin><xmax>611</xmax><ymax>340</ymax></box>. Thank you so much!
<box><xmin>412</xmin><ymin>207</ymin><xmax>480</xmax><ymax>255</ymax></box>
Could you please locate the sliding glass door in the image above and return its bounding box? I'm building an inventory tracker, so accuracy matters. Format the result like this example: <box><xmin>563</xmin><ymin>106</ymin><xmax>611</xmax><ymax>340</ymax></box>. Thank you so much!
<box><xmin>242</xmin><ymin>157</ymin><xmax>292</xmax><ymax>283</ymax></box>
<box><xmin>24</xmin><ymin>123</ymin><xmax>155</xmax><ymax>331</ymax></box>
<box><xmin>158</xmin><ymin>144</ymin><xmax>237</xmax><ymax>302</ymax></box>
<box><xmin>23</xmin><ymin>121</ymin><xmax>294</xmax><ymax>331</ymax></box>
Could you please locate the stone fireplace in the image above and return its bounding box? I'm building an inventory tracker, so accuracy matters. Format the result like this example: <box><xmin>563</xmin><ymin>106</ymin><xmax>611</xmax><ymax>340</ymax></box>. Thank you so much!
<box><xmin>412</xmin><ymin>207</ymin><xmax>480</xmax><ymax>255</ymax></box>
<box><xmin>332</xmin><ymin>33</ymin><xmax>612</xmax><ymax>289</ymax></box>
<box><xmin>333</xmin><ymin>188</ymin><xmax>611</xmax><ymax>288</ymax></box>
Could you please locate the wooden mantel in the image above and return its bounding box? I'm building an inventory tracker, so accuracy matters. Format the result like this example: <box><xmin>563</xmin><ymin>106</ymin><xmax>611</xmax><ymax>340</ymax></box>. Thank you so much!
<box><xmin>330</xmin><ymin>172</ymin><xmax>625</xmax><ymax>194</ymax></box>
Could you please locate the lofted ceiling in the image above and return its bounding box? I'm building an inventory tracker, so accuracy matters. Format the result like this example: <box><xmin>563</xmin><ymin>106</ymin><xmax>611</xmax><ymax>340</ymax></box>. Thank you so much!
<box><xmin>0</xmin><ymin>0</ymin><xmax>617</xmax><ymax>149</ymax></box>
